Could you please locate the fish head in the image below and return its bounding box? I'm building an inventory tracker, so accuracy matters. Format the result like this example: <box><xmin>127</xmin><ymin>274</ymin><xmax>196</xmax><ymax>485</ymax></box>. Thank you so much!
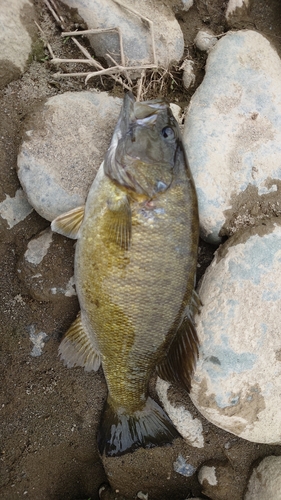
<box><xmin>104</xmin><ymin>92</ymin><xmax>181</xmax><ymax>199</ymax></box>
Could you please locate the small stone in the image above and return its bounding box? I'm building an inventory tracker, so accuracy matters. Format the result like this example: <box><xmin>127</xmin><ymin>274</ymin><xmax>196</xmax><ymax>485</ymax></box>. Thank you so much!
<box><xmin>60</xmin><ymin>0</ymin><xmax>184</xmax><ymax>68</ymax></box>
<box><xmin>198</xmin><ymin>465</ymin><xmax>217</xmax><ymax>487</ymax></box>
<box><xmin>183</xmin><ymin>30</ymin><xmax>281</xmax><ymax>243</ymax></box>
<box><xmin>17</xmin><ymin>91</ymin><xmax>122</xmax><ymax>221</ymax></box>
<box><xmin>198</xmin><ymin>461</ymin><xmax>243</xmax><ymax>500</ymax></box>
<box><xmin>194</xmin><ymin>29</ymin><xmax>217</xmax><ymax>52</ymax></box>
<box><xmin>190</xmin><ymin>222</ymin><xmax>281</xmax><ymax>444</ymax></box>
<box><xmin>0</xmin><ymin>189</ymin><xmax>33</xmax><ymax>228</ymax></box>
<box><xmin>245</xmin><ymin>456</ymin><xmax>281</xmax><ymax>500</ymax></box>
<box><xmin>180</xmin><ymin>59</ymin><xmax>196</xmax><ymax>90</ymax></box>
<box><xmin>170</xmin><ymin>103</ymin><xmax>183</xmax><ymax>125</ymax></box>
<box><xmin>226</xmin><ymin>0</ymin><xmax>250</xmax><ymax>25</ymax></box>
<box><xmin>156</xmin><ymin>378</ymin><xmax>204</xmax><ymax>448</ymax></box>
<box><xmin>18</xmin><ymin>228</ymin><xmax>76</xmax><ymax>302</ymax></box>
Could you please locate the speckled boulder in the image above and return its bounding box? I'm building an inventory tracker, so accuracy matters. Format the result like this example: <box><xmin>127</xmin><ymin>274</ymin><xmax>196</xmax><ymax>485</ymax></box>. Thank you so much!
<box><xmin>190</xmin><ymin>221</ymin><xmax>281</xmax><ymax>444</ymax></box>
<box><xmin>17</xmin><ymin>91</ymin><xmax>122</xmax><ymax>221</ymax></box>
<box><xmin>183</xmin><ymin>30</ymin><xmax>281</xmax><ymax>244</ymax></box>
<box><xmin>60</xmin><ymin>0</ymin><xmax>184</xmax><ymax>67</ymax></box>
<box><xmin>0</xmin><ymin>0</ymin><xmax>37</xmax><ymax>89</ymax></box>
<box><xmin>245</xmin><ymin>456</ymin><xmax>281</xmax><ymax>500</ymax></box>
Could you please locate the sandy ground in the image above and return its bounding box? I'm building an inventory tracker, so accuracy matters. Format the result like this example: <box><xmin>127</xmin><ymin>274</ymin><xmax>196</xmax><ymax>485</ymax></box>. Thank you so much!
<box><xmin>1</xmin><ymin>1</ymin><xmax>281</xmax><ymax>499</ymax></box>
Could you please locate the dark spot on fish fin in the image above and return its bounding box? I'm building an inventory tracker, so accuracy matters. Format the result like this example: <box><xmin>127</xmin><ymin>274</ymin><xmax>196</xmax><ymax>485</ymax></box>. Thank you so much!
<box><xmin>98</xmin><ymin>397</ymin><xmax>180</xmax><ymax>457</ymax></box>
<box><xmin>107</xmin><ymin>195</ymin><xmax>132</xmax><ymax>250</ymax></box>
<box><xmin>156</xmin><ymin>295</ymin><xmax>200</xmax><ymax>392</ymax></box>
<box><xmin>51</xmin><ymin>206</ymin><xmax>85</xmax><ymax>239</ymax></box>
<box><xmin>59</xmin><ymin>311</ymin><xmax>101</xmax><ymax>372</ymax></box>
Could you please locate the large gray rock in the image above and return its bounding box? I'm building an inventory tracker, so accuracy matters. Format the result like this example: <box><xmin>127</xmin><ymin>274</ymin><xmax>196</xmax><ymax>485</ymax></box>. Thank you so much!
<box><xmin>190</xmin><ymin>221</ymin><xmax>281</xmax><ymax>444</ymax></box>
<box><xmin>245</xmin><ymin>456</ymin><xmax>281</xmax><ymax>500</ymax></box>
<box><xmin>60</xmin><ymin>0</ymin><xmax>184</xmax><ymax>67</ymax></box>
<box><xmin>17</xmin><ymin>91</ymin><xmax>122</xmax><ymax>221</ymax></box>
<box><xmin>183</xmin><ymin>30</ymin><xmax>281</xmax><ymax>244</ymax></box>
<box><xmin>0</xmin><ymin>0</ymin><xmax>37</xmax><ymax>88</ymax></box>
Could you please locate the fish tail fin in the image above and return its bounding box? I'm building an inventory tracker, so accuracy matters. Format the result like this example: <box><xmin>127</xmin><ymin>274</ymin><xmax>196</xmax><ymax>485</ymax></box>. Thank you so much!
<box><xmin>98</xmin><ymin>397</ymin><xmax>180</xmax><ymax>457</ymax></box>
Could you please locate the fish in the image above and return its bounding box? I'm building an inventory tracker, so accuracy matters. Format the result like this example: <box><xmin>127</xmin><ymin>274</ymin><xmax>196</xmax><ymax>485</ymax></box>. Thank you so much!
<box><xmin>51</xmin><ymin>92</ymin><xmax>200</xmax><ymax>457</ymax></box>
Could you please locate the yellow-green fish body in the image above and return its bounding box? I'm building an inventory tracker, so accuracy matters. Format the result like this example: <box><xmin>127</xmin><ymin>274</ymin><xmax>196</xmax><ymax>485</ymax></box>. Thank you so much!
<box><xmin>52</xmin><ymin>93</ymin><xmax>199</xmax><ymax>456</ymax></box>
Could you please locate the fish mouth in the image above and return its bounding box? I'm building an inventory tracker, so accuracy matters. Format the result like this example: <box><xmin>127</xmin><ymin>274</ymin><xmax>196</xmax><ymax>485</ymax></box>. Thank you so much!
<box><xmin>116</xmin><ymin>92</ymin><xmax>169</xmax><ymax>139</ymax></box>
<box><xmin>104</xmin><ymin>92</ymin><xmax>179</xmax><ymax>198</ymax></box>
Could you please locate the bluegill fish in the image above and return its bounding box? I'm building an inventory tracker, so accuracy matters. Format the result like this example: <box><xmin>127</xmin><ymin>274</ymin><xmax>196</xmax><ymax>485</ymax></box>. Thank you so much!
<box><xmin>51</xmin><ymin>93</ymin><xmax>200</xmax><ymax>457</ymax></box>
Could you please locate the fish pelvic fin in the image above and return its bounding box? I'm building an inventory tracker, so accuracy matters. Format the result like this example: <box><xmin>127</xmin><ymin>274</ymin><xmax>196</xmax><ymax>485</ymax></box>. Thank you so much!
<box><xmin>156</xmin><ymin>290</ymin><xmax>201</xmax><ymax>392</ymax></box>
<box><xmin>59</xmin><ymin>312</ymin><xmax>101</xmax><ymax>371</ymax></box>
<box><xmin>98</xmin><ymin>397</ymin><xmax>180</xmax><ymax>457</ymax></box>
<box><xmin>107</xmin><ymin>194</ymin><xmax>132</xmax><ymax>250</ymax></box>
<box><xmin>51</xmin><ymin>206</ymin><xmax>85</xmax><ymax>239</ymax></box>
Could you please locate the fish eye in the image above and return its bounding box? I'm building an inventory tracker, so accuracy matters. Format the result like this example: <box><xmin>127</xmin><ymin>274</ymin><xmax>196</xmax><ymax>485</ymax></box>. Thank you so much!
<box><xmin>161</xmin><ymin>126</ymin><xmax>175</xmax><ymax>140</ymax></box>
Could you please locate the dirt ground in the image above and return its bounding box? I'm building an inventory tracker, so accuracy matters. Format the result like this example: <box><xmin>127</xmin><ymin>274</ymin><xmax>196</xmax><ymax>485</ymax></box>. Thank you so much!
<box><xmin>1</xmin><ymin>1</ymin><xmax>281</xmax><ymax>499</ymax></box>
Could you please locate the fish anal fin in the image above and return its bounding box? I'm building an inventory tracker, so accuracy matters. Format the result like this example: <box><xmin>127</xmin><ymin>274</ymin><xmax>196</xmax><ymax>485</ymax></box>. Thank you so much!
<box><xmin>98</xmin><ymin>397</ymin><xmax>180</xmax><ymax>457</ymax></box>
<box><xmin>157</xmin><ymin>299</ymin><xmax>200</xmax><ymax>392</ymax></box>
<box><xmin>107</xmin><ymin>195</ymin><xmax>131</xmax><ymax>250</ymax></box>
<box><xmin>59</xmin><ymin>312</ymin><xmax>100</xmax><ymax>372</ymax></box>
<box><xmin>51</xmin><ymin>206</ymin><xmax>85</xmax><ymax>239</ymax></box>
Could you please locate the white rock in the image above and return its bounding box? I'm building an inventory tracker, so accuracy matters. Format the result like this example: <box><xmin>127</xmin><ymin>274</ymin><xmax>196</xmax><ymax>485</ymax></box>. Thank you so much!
<box><xmin>226</xmin><ymin>0</ymin><xmax>250</xmax><ymax>20</ymax></box>
<box><xmin>194</xmin><ymin>30</ymin><xmax>217</xmax><ymax>52</ymax></box>
<box><xmin>180</xmin><ymin>0</ymin><xmax>194</xmax><ymax>11</ymax></box>
<box><xmin>0</xmin><ymin>189</ymin><xmax>33</xmax><ymax>228</ymax></box>
<box><xmin>60</xmin><ymin>0</ymin><xmax>184</xmax><ymax>68</ymax></box>
<box><xmin>245</xmin><ymin>456</ymin><xmax>281</xmax><ymax>500</ymax></box>
<box><xmin>190</xmin><ymin>222</ymin><xmax>281</xmax><ymax>444</ymax></box>
<box><xmin>170</xmin><ymin>103</ymin><xmax>183</xmax><ymax>125</ymax></box>
<box><xmin>183</xmin><ymin>30</ymin><xmax>281</xmax><ymax>244</ymax></box>
<box><xmin>156</xmin><ymin>378</ymin><xmax>204</xmax><ymax>448</ymax></box>
<box><xmin>198</xmin><ymin>461</ymin><xmax>243</xmax><ymax>499</ymax></box>
<box><xmin>180</xmin><ymin>59</ymin><xmax>196</xmax><ymax>90</ymax></box>
<box><xmin>0</xmin><ymin>0</ymin><xmax>35</xmax><ymax>88</ymax></box>
<box><xmin>17</xmin><ymin>91</ymin><xmax>122</xmax><ymax>221</ymax></box>
<box><xmin>198</xmin><ymin>466</ymin><xmax>217</xmax><ymax>486</ymax></box>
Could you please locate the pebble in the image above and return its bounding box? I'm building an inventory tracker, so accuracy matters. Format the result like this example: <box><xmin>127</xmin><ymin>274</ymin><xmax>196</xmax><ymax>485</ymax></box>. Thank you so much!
<box><xmin>190</xmin><ymin>221</ymin><xmax>281</xmax><ymax>444</ymax></box>
<box><xmin>194</xmin><ymin>30</ymin><xmax>218</xmax><ymax>52</ymax></box>
<box><xmin>178</xmin><ymin>0</ymin><xmax>194</xmax><ymax>11</ymax></box>
<box><xmin>0</xmin><ymin>0</ymin><xmax>36</xmax><ymax>89</ymax></box>
<box><xmin>226</xmin><ymin>0</ymin><xmax>250</xmax><ymax>24</ymax></box>
<box><xmin>17</xmin><ymin>228</ymin><xmax>76</xmax><ymax>302</ymax></box>
<box><xmin>60</xmin><ymin>0</ymin><xmax>184</xmax><ymax>68</ymax></box>
<box><xmin>17</xmin><ymin>91</ymin><xmax>122</xmax><ymax>221</ymax></box>
<box><xmin>198</xmin><ymin>461</ymin><xmax>243</xmax><ymax>500</ymax></box>
<box><xmin>0</xmin><ymin>189</ymin><xmax>33</xmax><ymax>229</ymax></box>
<box><xmin>156</xmin><ymin>378</ymin><xmax>204</xmax><ymax>448</ymax></box>
<box><xmin>245</xmin><ymin>456</ymin><xmax>281</xmax><ymax>500</ymax></box>
<box><xmin>183</xmin><ymin>30</ymin><xmax>281</xmax><ymax>244</ymax></box>
<box><xmin>180</xmin><ymin>59</ymin><xmax>196</xmax><ymax>90</ymax></box>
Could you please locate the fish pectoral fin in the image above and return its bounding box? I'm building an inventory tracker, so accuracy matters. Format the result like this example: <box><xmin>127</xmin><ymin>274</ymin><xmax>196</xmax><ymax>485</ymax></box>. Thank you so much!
<box><xmin>156</xmin><ymin>295</ymin><xmax>200</xmax><ymax>392</ymax></box>
<box><xmin>107</xmin><ymin>194</ymin><xmax>132</xmax><ymax>250</ymax></box>
<box><xmin>51</xmin><ymin>206</ymin><xmax>85</xmax><ymax>239</ymax></box>
<box><xmin>59</xmin><ymin>311</ymin><xmax>101</xmax><ymax>372</ymax></box>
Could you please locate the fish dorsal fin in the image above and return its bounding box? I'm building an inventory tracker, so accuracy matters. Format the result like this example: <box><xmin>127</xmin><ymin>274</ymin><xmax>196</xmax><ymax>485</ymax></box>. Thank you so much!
<box><xmin>107</xmin><ymin>194</ymin><xmax>131</xmax><ymax>250</ymax></box>
<box><xmin>59</xmin><ymin>312</ymin><xmax>101</xmax><ymax>372</ymax></box>
<box><xmin>156</xmin><ymin>291</ymin><xmax>201</xmax><ymax>392</ymax></box>
<box><xmin>51</xmin><ymin>206</ymin><xmax>85</xmax><ymax>239</ymax></box>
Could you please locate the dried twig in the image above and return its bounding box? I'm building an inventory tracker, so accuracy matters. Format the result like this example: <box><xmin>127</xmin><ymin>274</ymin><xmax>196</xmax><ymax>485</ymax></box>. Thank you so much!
<box><xmin>41</xmin><ymin>0</ymin><xmax>158</xmax><ymax>91</ymax></box>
